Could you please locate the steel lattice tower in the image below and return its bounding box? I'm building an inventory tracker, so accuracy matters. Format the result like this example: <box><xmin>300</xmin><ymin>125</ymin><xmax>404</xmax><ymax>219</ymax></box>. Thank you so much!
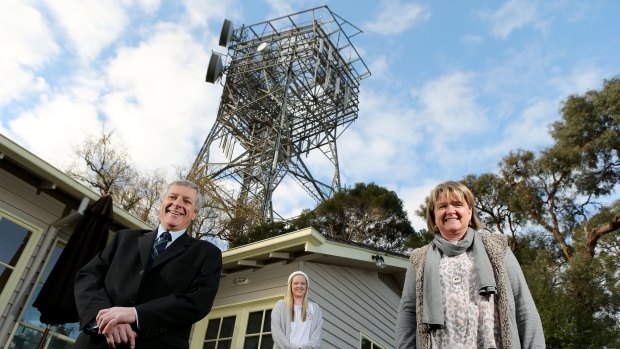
<box><xmin>191</xmin><ymin>6</ymin><xmax>370</xmax><ymax>224</ymax></box>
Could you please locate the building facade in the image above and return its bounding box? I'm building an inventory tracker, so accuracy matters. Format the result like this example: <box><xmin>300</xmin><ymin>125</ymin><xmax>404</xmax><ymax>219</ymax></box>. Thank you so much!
<box><xmin>191</xmin><ymin>228</ymin><xmax>409</xmax><ymax>349</ymax></box>
<box><xmin>0</xmin><ymin>134</ymin><xmax>410</xmax><ymax>349</ymax></box>
<box><xmin>0</xmin><ymin>134</ymin><xmax>149</xmax><ymax>349</ymax></box>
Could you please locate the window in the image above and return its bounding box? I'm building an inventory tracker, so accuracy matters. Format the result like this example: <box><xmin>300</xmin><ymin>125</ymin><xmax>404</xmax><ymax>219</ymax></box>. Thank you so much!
<box><xmin>0</xmin><ymin>216</ymin><xmax>33</xmax><ymax>294</ymax></box>
<box><xmin>195</xmin><ymin>300</ymin><xmax>277</xmax><ymax>348</ymax></box>
<box><xmin>204</xmin><ymin>315</ymin><xmax>236</xmax><ymax>349</ymax></box>
<box><xmin>243</xmin><ymin>309</ymin><xmax>273</xmax><ymax>349</ymax></box>
<box><xmin>9</xmin><ymin>239</ymin><xmax>80</xmax><ymax>349</ymax></box>
<box><xmin>360</xmin><ymin>333</ymin><xmax>385</xmax><ymax>349</ymax></box>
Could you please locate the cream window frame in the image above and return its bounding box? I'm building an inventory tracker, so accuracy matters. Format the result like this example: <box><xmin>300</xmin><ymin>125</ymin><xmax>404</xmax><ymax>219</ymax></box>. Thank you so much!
<box><xmin>359</xmin><ymin>331</ymin><xmax>387</xmax><ymax>349</ymax></box>
<box><xmin>190</xmin><ymin>296</ymin><xmax>280</xmax><ymax>349</ymax></box>
<box><xmin>0</xmin><ymin>210</ymin><xmax>42</xmax><ymax>311</ymax></box>
<box><xmin>8</xmin><ymin>236</ymin><xmax>81</xmax><ymax>349</ymax></box>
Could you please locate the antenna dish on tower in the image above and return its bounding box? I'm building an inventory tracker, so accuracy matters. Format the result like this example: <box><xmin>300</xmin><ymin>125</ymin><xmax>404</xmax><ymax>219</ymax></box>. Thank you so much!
<box><xmin>205</xmin><ymin>52</ymin><xmax>223</xmax><ymax>83</ymax></box>
<box><xmin>219</xmin><ymin>19</ymin><xmax>233</xmax><ymax>47</ymax></box>
<box><xmin>257</xmin><ymin>42</ymin><xmax>268</xmax><ymax>52</ymax></box>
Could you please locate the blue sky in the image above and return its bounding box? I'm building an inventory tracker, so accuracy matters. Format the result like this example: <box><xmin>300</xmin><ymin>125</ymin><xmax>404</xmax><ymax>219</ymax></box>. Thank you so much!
<box><xmin>1</xmin><ymin>0</ymin><xmax>619</xmax><ymax>230</ymax></box>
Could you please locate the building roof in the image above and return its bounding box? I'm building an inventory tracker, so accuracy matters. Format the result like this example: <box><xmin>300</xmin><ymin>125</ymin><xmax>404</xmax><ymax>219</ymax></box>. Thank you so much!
<box><xmin>0</xmin><ymin>133</ymin><xmax>410</xmax><ymax>278</ymax></box>
<box><xmin>222</xmin><ymin>227</ymin><xmax>410</xmax><ymax>283</ymax></box>
<box><xmin>0</xmin><ymin>133</ymin><xmax>149</xmax><ymax>230</ymax></box>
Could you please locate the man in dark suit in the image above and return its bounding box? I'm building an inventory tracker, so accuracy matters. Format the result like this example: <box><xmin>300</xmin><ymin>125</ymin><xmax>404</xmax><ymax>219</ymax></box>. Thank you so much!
<box><xmin>74</xmin><ymin>179</ymin><xmax>222</xmax><ymax>349</ymax></box>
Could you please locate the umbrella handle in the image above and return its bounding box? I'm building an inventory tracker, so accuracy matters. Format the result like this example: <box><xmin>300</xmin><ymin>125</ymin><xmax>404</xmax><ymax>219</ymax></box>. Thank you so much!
<box><xmin>36</xmin><ymin>325</ymin><xmax>50</xmax><ymax>349</ymax></box>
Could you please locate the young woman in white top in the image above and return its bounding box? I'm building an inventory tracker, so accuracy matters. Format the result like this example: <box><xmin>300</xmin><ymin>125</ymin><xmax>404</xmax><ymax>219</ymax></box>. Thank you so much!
<box><xmin>271</xmin><ymin>271</ymin><xmax>323</xmax><ymax>349</ymax></box>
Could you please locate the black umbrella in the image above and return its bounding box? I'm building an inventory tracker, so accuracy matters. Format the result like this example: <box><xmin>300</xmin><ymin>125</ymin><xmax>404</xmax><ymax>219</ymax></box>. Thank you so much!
<box><xmin>33</xmin><ymin>194</ymin><xmax>113</xmax><ymax>325</ymax></box>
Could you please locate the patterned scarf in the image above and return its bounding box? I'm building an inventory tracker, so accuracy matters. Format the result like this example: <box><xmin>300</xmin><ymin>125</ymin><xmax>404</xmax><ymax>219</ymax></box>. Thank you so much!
<box><xmin>422</xmin><ymin>228</ymin><xmax>496</xmax><ymax>327</ymax></box>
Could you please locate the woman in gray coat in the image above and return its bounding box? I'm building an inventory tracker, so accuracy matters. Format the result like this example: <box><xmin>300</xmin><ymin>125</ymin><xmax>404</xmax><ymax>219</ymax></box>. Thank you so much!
<box><xmin>396</xmin><ymin>181</ymin><xmax>545</xmax><ymax>348</ymax></box>
<box><xmin>271</xmin><ymin>271</ymin><xmax>323</xmax><ymax>349</ymax></box>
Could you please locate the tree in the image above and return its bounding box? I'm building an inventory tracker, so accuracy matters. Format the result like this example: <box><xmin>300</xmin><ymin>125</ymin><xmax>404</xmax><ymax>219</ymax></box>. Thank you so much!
<box><xmin>66</xmin><ymin>131</ymin><xmax>167</xmax><ymax>227</ymax></box>
<box><xmin>293</xmin><ymin>182</ymin><xmax>417</xmax><ymax>253</ymax></box>
<box><xmin>182</xmin><ymin>166</ymin><xmax>267</xmax><ymax>244</ymax></box>
<box><xmin>452</xmin><ymin>77</ymin><xmax>620</xmax><ymax>346</ymax></box>
<box><xmin>226</xmin><ymin>182</ymin><xmax>419</xmax><ymax>251</ymax></box>
<box><xmin>229</xmin><ymin>221</ymin><xmax>294</xmax><ymax>248</ymax></box>
<box><xmin>461</xmin><ymin>173</ymin><xmax>530</xmax><ymax>250</ymax></box>
<box><xmin>551</xmin><ymin>76</ymin><xmax>620</xmax><ymax>196</ymax></box>
<box><xmin>514</xmin><ymin>234</ymin><xmax>620</xmax><ymax>348</ymax></box>
<box><xmin>498</xmin><ymin>141</ymin><xmax>619</xmax><ymax>261</ymax></box>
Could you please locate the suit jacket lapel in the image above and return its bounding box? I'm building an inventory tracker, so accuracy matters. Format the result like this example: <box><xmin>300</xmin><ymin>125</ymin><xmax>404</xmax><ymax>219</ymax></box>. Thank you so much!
<box><xmin>150</xmin><ymin>233</ymin><xmax>190</xmax><ymax>268</ymax></box>
<box><xmin>139</xmin><ymin>230</ymin><xmax>157</xmax><ymax>267</ymax></box>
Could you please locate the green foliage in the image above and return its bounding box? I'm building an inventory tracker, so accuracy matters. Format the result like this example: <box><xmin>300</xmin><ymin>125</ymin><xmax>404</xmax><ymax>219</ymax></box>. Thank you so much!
<box><xmin>551</xmin><ymin>76</ymin><xmax>620</xmax><ymax>196</ymax></box>
<box><xmin>515</xmin><ymin>235</ymin><xmax>620</xmax><ymax>348</ymax></box>
<box><xmin>227</xmin><ymin>183</ymin><xmax>419</xmax><ymax>252</ymax></box>
<box><xmin>229</xmin><ymin>221</ymin><xmax>294</xmax><ymax>248</ymax></box>
<box><xmin>462</xmin><ymin>174</ymin><xmax>529</xmax><ymax>240</ymax></box>
<box><xmin>292</xmin><ymin>182</ymin><xmax>418</xmax><ymax>252</ymax></box>
<box><xmin>403</xmin><ymin>228</ymin><xmax>434</xmax><ymax>249</ymax></box>
<box><xmin>459</xmin><ymin>77</ymin><xmax>620</xmax><ymax>346</ymax></box>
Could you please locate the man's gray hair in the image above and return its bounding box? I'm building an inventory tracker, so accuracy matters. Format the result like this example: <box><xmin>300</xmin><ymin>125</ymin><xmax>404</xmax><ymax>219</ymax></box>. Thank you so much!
<box><xmin>163</xmin><ymin>179</ymin><xmax>203</xmax><ymax>213</ymax></box>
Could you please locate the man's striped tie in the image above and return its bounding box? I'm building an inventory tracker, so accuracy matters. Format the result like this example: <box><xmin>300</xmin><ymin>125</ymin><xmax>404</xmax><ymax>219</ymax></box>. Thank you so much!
<box><xmin>150</xmin><ymin>231</ymin><xmax>171</xmax><ymax>263</ymax></box>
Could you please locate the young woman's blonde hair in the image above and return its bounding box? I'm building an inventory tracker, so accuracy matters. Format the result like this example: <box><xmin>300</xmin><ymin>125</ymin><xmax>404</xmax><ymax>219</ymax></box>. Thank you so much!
<box><xmin>425</xmin><ymin>181</ymin><xmax>482</xmax><ymax>234</ymax></box>
<box><xmin>284</xmin><ymin>271</ymin><xmax>309</xmax><ymax>321</ymax></box>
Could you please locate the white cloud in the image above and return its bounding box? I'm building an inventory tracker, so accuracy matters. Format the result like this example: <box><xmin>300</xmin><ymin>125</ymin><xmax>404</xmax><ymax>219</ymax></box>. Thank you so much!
<box><xmin>264</xmin><ymin>0</ymin><xmax>297</xmax><ymax>19</ymax></box>
<box><xmin>399</xmin><ymin>180</ymin><xmax>438</xmax><ymax>231</ymax></box>
<box><xmin>484</xmin><ymin>65</ymin><xmax>608</xmax><ymax>158</ymax></box>
<box><xmin>390</xmin><ymin>72</ymin><xmax>494</xmax><ymax>179</ymax></box>
<box><xmin>43</xmin><ymin>0</ymin><xmax>130</xmax><ymax>61</ymax></box>
<box><xmin>8</xmin><ymin>92</ymin><xmax>102</xmax><ymax>168</ymax></box>
<box><xmin>364</xmin><ymin>0</ymin><xmax>430</xmax><ymax>35</ymax></box>
<box><xmin>463</xmin><ymin>34</ymin><xmax>483</xmax><ymax>44</ymax></box>
<box><xmin>549</xmin><ymin>65</ymin><xmax>606</xmax><ymax>97</ymax></box>
<box><xmin>484</xmin><ymin>0</ymin><xmax>540</xmax><ymax>40</ymax></box>
<box><xmin>416</xmin><ymin>72</ymin><xmax>487</xmax><ymax>136</ymax></box>
<box><xmin>487</xmin><ymin>98</ymin><xmax>555</xmax><ymax>158</ymax></box>
<box><xmin>0</xmin><ymin>0</ymin><xmax>58</xmax><ymax>105</ymax></box>
<box><xmin>339</xmin><ymin>88</ymin><xmax>423</xmax><ymax>184</ymax></box>
<box><xmin>182</xmin><ymin>0</ymin><xmax>241</xmax><ymax>28</ymax></box>
<box><xmin>272</xmin><ymin>177</ymin><xmax>316</xmax><ymax>218</ymax></box>
<box><xmin>101</xmin><ymin>23</ymin><xmax>219</xmax><ymax>174</ymax></box>
<box><xmin>368</xmin><ymin>56</ymin><xmax>390</xmax><ymax>79</ymax></box>
<box><xmin>136</xmin><ymin>0</ymin><xmax>161</xmax><ymax>13</ymax></box>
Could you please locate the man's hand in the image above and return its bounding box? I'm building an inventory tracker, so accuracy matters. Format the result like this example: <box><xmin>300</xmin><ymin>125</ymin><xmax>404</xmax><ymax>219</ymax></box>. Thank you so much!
<box><xmin>102</xmin><ymin>323</ymin><xmax>138</xmax><ymax>349</ymax></box>
<box><xmin>96</xmin><ymin>307</ymin><xmax>136</xmax><ymax>334</ymax></box>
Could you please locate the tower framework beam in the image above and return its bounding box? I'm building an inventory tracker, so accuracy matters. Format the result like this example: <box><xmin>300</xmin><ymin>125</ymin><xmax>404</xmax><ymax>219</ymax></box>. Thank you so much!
<box><xmin>191</xmin><ymin>6</ymin><xmax>370</xmax><ymax>224</ymax></box>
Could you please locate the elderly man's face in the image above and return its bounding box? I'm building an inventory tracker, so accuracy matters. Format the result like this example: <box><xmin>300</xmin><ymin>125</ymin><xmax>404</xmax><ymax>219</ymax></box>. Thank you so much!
<box><xmin>159</xmin><ymin>184</ymin><xmax>197</xmax><ymax>231</ymax></box>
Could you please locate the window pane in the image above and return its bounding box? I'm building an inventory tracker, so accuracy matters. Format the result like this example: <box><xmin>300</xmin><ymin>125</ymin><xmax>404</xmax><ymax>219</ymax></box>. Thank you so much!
<box><xmin>10</xmin><ymin>325</ymin><xmax>43</xmax><ymax>349</ymax></box>
<box><xmin>40</xmin><ymin>245</ymin><xmax>64</xmax><ymax>283</ymax></box>
<box><xmin>217</xmin><ymin>339</ymin><xmax>232</xmax><ymax>349</ymax></box>
<box><xmin>220</xmin><ymin>316</ymin><xmax>235</xmax><ymax>337</ymax></box>
<box><xmin>48</xmin><ymin>335</ymin><xmax>75</xmax><ymax>349</ymax></box>
<box><xmin>243</xmin><ymin>336</ymin><xmax>259</xmax><ymax>349</ymax></box>
<box><xmin>262</xmin><ymin>309</ymin><xmax>271</xmax><ymax>332</ymax></box>
<box><xmin>22</xmin><ymin>282</ymin><xmax>43</xmax><ymax>327</ymax></box>
<box><xmin>361</xmin><ymin>337</ymin><xmax>372</xmax><ymax>349</ymax></box>
<box><xmin>0</xmin><ymin>217</ymin><xmax>31</xmax><ymax>264</ymax></box>
<box><xmin>260</xmin><ymin>335</ymin><xmax>274</xmax><ymax>349</ymax></box>
<box><xmin>16</xmin><ymin>240</ymin><xmax>80</xmax><ymax>339</ymax></box>
<box><xmin>203</xmin><ymin>342</ymin><xmax>216</xmax><ymax>349</ymax></box>
<box><xmin>52</xmin><ymin>323</ymin><xmax>80</xmax><ymax>340</ymax></box>
<box><xmin>0</xmin><ymin>266</ymin><xmax>12</xmax><ymax>294</ymax></box>
<box><xmin>205</xmin><ymin>318</ymin><xmax>221</xmax><ymax>339</ymax></box>
<box><xmin>246</xmin><ymin>311</ymin><xmax>263</xmax><ymax>334</ymax></box>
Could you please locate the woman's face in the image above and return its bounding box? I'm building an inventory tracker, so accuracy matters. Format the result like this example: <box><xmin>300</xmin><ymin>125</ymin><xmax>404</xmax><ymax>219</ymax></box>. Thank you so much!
<box><xmin>290</xmin><ymin>275</ymin><xmax>307</xmax><ymax>299</ymax></box>
<box><xmin>434</xmin><ymin>193</ymin><xmax>472</xmax><ymax>240</ymax></box>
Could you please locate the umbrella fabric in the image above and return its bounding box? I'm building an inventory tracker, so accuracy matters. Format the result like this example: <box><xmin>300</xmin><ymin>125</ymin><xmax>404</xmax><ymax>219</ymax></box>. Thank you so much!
<box><xmin>33</xmin><ymin>194</ymin><xmax>113</xmax><ymax>325</ymax></box>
